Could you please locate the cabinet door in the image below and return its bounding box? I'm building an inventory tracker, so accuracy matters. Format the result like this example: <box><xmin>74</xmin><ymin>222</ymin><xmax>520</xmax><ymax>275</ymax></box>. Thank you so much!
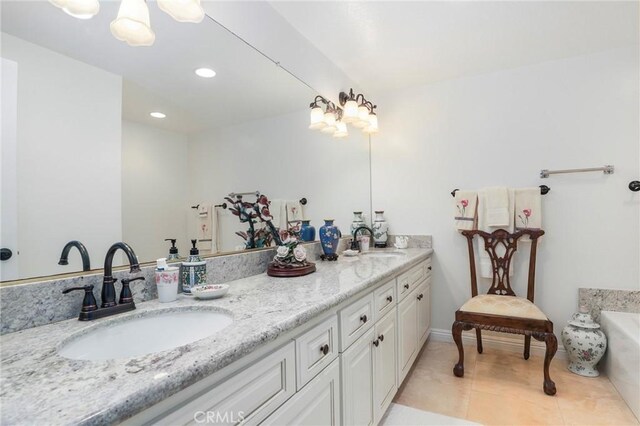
<box><xmin>397</xmin><ymin>289</ymin><xmax>418</xmax><ymax>385</ymax></box>
<box><xmin>341</xmin><ymin>327</ymin><xmax>375</xmax><ymax>426</ymax></box>
<box><xmin>262</xmin><ymin>359</ymin><xmax>341</xmax><ymax>426</ymax></box>
<box><xmin>416</xmin><ymin>281</ymin><xmax>430</xmax><ymax>346</ymax></box>
<box><xmin>373</xmin><ymin>308</ymin><xmax>397</xmax><ymax>424</ymax></box>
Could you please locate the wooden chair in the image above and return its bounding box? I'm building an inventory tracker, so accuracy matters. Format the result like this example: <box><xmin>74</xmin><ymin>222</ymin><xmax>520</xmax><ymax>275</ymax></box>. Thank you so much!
<box><xmin>451</xmin><ymin>228</ymin><xmax>558</xmax><ymax>396</ymax></box>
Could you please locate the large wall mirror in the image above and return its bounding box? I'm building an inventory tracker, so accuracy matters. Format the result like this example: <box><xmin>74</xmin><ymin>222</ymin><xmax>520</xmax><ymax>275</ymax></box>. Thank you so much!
<box><xmin>0</xmin><ymin>1</ymin><xmax>371</xmax><ymax>283</ymax></box>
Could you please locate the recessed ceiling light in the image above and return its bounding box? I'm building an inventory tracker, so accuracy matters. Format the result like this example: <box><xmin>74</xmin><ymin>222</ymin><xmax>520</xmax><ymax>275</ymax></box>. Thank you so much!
<box><xmin>195</xmin><ymin>68</ymin><xmax>216</xmax><ymax>78</ymax></box>
<box><xmin>150</xmin><ymin>112</ymin><xmax>166</xmax><ymax>119</ymax></box>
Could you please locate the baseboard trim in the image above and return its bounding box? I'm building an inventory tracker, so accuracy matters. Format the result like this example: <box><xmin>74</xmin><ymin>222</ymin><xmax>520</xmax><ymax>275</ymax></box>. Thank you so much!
<box><xmin>429</xmin><ymin>328</ymin><xmax>566</xmax><ymax>359</ymax></box>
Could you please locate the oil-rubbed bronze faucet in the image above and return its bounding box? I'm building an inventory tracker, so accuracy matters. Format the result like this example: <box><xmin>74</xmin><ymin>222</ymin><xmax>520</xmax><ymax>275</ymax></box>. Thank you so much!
<box><xmin>351</xmin><ymin>226</ymin><xmax>374</xmax><ymax>251</ymax></box>
<box><xmin>58</xmin><ymin>240</ymin><xmax>91</xmax><ymax>271</ymax></box>
<box><xmin>63</xmin><ymin>242</ymin><xmax>144</xmax><ymax>321</ymax></box>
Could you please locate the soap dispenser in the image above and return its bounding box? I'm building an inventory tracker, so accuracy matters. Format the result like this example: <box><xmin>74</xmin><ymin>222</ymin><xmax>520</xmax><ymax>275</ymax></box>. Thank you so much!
<box><xmin>180</xmin><ymin>239</ymin><xmax>206</xmax><ymax>295</ymax></box>
<box><xmin>165</xmin><ymin>238</ymin><xmax>181</xmax><ymax>262</ymax></box>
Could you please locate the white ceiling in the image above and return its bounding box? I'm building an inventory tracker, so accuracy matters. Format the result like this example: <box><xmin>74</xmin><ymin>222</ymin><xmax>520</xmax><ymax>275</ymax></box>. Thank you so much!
<box><xmin>270</xmin><ymin>1</ymin><xmax>639</xmax><ymax>94</ymax></box>
<box><xmin>1</xmin><ymin>1</ymin><xmax>314</xmax><ymax>134</ymax></box>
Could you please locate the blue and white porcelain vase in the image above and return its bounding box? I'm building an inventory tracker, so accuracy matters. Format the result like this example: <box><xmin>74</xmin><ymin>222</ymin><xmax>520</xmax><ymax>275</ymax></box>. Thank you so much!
<box><xmin>350</xmin><ymin>212</ymin><xmax>366</xmax><ymax>235</ymax></box>
<box><xmin>561</xmin><ymin>306</ymin><xmax>607</xmax><ymax>377</ymax></box>
<box><xmin>299</xmin><ymin>220</ymin><xmax>316</xmax><ymax>242</ymax></box>
<box><xmin>319</xmin><ymin>220</ymin><xmax>341</xmax><ymax>258</ymax></box>
<box><xmin>372</xmin><ymin>210</ymin><xmax>389</xmax><ymax>248</ymax></box>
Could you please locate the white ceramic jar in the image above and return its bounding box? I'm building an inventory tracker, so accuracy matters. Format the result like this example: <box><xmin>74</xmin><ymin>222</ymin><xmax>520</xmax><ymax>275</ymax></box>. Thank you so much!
<box><xmin>561</xmin><ymin>306</ymin><xmax>607</xmax><ymax>377</ymax></box>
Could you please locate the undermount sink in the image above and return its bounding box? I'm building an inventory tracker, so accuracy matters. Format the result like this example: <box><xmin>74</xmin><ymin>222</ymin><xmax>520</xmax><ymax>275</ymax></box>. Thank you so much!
<box><xmin>58</xmin><ymin>309</ymin><xmax>233</xmax><ymax>361</ymax></box>
<box><xmin>360</xmin><ymin>251</ymin><xmax>407</xmax><ymax>258</ymax></box>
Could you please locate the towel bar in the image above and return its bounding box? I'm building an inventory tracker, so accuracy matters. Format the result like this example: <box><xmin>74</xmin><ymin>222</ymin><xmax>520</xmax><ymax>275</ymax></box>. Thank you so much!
<box><xmin>451</xmin><ymin>186</ymin><xmax>550</xmax><ymax>197</ymax></box>
<box><xmin>540</xmin><ymin>165</ymin><xmax>614</xmax><ymax>179</ymax></box>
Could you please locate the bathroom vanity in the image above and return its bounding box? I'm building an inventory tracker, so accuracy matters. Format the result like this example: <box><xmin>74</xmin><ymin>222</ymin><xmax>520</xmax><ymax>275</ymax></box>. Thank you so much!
<box><xmin>0</xmin><ymin>249</ymin><xmax>432</xmax><ymax>425</ymax></box>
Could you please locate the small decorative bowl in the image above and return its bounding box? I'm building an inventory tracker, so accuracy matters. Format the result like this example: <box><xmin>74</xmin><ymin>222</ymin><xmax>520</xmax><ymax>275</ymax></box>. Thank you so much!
<box><xmin>191</xmin><ymin>284</ymin><xmax>229</xmax><ymax>300</ymax></box>
<box><xmin>343</xmin><ymin>249</ymin><xmax>360</xmax><ymax>257</ymax></box>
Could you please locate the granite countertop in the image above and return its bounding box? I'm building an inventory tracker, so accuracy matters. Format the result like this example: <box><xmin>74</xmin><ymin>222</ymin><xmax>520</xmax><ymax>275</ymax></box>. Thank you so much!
<box><xmin>0</xmin><ymin>248</ymin><xmax>432</xmax><ymax>425</ymax></box>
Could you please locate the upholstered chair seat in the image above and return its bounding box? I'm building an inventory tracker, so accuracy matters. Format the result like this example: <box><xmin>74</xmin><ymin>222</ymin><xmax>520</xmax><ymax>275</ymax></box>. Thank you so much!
<box><xmin>460</xmin><ymin>294</ymin><xmax>548</xmax><ymax>321</ymax></box>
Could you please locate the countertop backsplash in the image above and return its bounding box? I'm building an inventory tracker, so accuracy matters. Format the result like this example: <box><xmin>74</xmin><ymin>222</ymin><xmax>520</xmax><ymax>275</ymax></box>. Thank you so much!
<box><xmin>0</xmin><ymin>238</ymin><xmax>349</xmax><ymax>335</ymax></box>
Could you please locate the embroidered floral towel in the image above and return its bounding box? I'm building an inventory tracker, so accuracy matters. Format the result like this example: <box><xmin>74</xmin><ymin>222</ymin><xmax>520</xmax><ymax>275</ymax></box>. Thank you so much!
<box><xmin>197</xmin><ymin>204</ymin><xmax>213</xmax><ymax>252</ymax></box>
<box><xmin>515</xmin><ymin>188</ymin><xmax>542</xmax><ymax>242</ymax></box>
<box><xmin>453</xmin><ymin>190</ymin><xmax>477</xmax><ymax>231</ymax></box>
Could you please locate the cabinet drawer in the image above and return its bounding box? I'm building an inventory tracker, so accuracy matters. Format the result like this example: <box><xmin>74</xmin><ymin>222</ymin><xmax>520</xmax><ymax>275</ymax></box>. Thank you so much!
<box><xmin>262</xmin><ymin>358</ymin><xmax>341</xmax><ymax>426</ymax></box>
<box><xmin>397</xmin><ymin>262</ymin><xmax>425</xmax><ymax>301</ymax></box>
<box><xmin>373</xmin><ymin>279</ymin><xmax>396</xmax><ymax>322</ymax></box>
<box><xmin>339</xmin><ymin>293</ymin><xmax>374</xmax><ymax>351</ymax></box>
<box><xmin>156</xmin><ymin>342</ymin><xmax>295</xmax><ymax>426</ymax></box>
<box><xmin>296</xmin><ymin>315</ymin><xmax>339</xmax><ymax>390</ymax></box>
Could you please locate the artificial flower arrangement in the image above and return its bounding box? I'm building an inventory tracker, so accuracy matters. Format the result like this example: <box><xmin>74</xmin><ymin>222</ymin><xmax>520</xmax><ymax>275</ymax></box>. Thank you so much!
<box><xmin>226</xmin><ymin>193</ymin><xmax>316</xmax><ymax>277</ymax></box>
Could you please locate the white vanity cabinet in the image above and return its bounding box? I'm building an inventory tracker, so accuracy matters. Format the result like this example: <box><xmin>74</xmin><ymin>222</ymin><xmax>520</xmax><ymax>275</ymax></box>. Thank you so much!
<box><xmin>373</xmin><ymin>308</ymin><xmax>397</xmax><ymax>423</ymax></box>
<box><xmin>129</xmin><ymin>255</ymin><xmax>432</xmax><ymax>426</ymax></box>
<box><xmin>262</xmin><ymin>358</ymin><xmax>341</xmax><ymax>426</ymax></box>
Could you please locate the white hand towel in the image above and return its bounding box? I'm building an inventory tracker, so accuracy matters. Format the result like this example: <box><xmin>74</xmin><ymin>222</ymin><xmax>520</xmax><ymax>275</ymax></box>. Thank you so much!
<box><xmin>269</xmin><ymin>199</ymin><xmax>285</xmax><ymax>230</ymax></box>
<box><xmin>453</xmin><ymin>190</ymin><xmax>477</xmax><ymax>231</ymax></box>
<box><xmin>477</xmin><ymin>188</ymin><xmax>515</xmax><ymax>278</ymax></box>
<box><xmin>211</xmin><ymin>205</ymin><xmax>220</xmax><ymax>253</ymax></box>
<box><xmin>286</xmin><ymin>200</ymin><xmax>304</xmax><ymax>226</ymax></box>
<box><xmin>197</xmin><ymin>204</ymin><xmax>213</xmax><ymax>252</ymax></box>
<box><xmin>484</xmin><ymin>187</ymin><xmax>510</xmax><ymax>226</ymax></box>
<box><xmin>515</xmin><ymin>188</ymin><xmax>542</xmax><ymax>242</ymax></box>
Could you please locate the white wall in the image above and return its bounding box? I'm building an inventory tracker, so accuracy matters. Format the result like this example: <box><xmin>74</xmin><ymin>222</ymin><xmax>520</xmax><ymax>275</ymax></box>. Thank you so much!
<box><xmin>371</xmin><ymin>47</ymin><xmax>640</xmax><ymax>330</ymax></box>
<box><xmin>1</xmin><ymin>33</ymin><xmax>122</xmax><ymax>278</ymax></box>
<box><xmin>188</xmin><ymin>108</ymin><xmax>371</xmax><ymax>252</ymax></box>
<box><xmin>122</xmin><ymin>120</ymin><xmax>189</xmax><ymax>262</ymax></box>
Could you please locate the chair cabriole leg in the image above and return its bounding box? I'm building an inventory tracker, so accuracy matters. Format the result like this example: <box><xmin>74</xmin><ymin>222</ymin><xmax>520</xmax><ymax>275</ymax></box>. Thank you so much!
<box><xmin>524</xmin><ymin>335</ymin><xmax>531</xmax><ymax>360</ymax></box>
<box><xmin>452</xmin><ymin>320</ymin><xmax>465</xmax><ymax>377</ymax></box>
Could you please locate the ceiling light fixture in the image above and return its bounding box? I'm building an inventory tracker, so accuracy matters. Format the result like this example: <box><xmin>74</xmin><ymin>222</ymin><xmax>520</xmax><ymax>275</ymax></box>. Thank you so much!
<box><xmin>51</xmin><ymin>0</ymin><xmax>205</xmax><ymax>47</ymax></box>
<box><xmin>49</xmin><ymin>0</ymin><xmax>99</xmax><ymax>19</ymax></box>
<box><xmin>195</xmin><ymin>68</ymin><xmax>216</xmax><ymax>78</ymax></box>
<box><xmin>150</xmin><ymin>112</ymin><xmax>166</xmax><ymax>118</ymax></box>
<box><xmin>158</xmin><ymin>0</ymin><xmax>204</xmax><ymax>23</ymax></box>
<box><xmin>110</xmin><ymin>0</ymin><xmax>155</xmax><ymax>47</ymax></box>
<box><xmin>308</xmin><ymin>89</ymin><xmax>378</xmax><ymax>138</ymax></box>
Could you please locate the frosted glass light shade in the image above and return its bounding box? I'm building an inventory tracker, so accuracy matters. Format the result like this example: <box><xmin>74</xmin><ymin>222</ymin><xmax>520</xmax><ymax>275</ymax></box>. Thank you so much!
<box><xmin>321</xmin><ymin>124</ymin><xmax>337</xmax><ymax>134</ymax></box>
<box><xmin>323</xmin><ymin>111</ymin><xmax>336</xmax><ymax>127</ymax></box>
<box><xmin>333</xmin><ymin>121</ymin><xmax>348</xmax><ymax>138</ymax></box>
<box><xmin>342</xmin><ymin>100</ymin><xmax>358</xmax><ymax>123</ymax></box>
<box><xmin>364</xmin><ymin>114</ymin><xmax>379</xmax><ymax>134</ymax></box>
<box><xmin>357</xmin><ymin>105</ymin><xmax>370</xmax><ymax>121</ymax></box>
<box><xmin>158</xmin><ymin>0</ymin><xmax>204</xmax><ymax>23</ymax></box>
<box><xmin>352</xmin><ymin>119</ymin><xmax>369</xmax><ymax>129</ymax></box>
<box><xmin>309</xmin><ymin>106</ymin><xmax>325</xmax><ymax>130</ymax></box>
<box><xmin>110</xmin><ymin>0</ymin><xmax>156</xmax><ymax>47</ymax></box>
<box><xmin>50</xmin><ymin>0</ymin><xmax>99</xmax><ymax>19</ymax></box>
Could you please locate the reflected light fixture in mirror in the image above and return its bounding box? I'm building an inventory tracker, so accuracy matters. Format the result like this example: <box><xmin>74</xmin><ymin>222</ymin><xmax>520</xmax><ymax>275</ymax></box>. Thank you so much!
<box><xmin>309</xmin><ymin>89</ymin><xmax>379</xmax><ymax>137</ymax></box>
<box><xmin>150</xmin><ymin>112</ymin><xmax>166</xmax><ymax>119</ymax></box>
<box><xmin>49</xmin><ymin>0</ymin><xmax>99</xmax><ymax>19</ymax></box>
<box><xmin>195</xmin><ymin>68</ymin><xmax>216</xmax><ymax>78</ymax></box>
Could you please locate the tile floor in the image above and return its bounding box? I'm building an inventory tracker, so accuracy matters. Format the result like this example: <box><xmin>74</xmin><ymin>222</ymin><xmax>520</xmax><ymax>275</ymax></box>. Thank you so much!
<box><xmin>394</xmin><ymin>340</ymin><xmax>639</xmax><ymax>426</ymax></box>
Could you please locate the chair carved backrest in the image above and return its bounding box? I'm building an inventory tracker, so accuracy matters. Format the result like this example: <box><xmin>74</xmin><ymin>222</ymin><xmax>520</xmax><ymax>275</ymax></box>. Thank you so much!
<box><xmin>461</xmin><ymin>229</ymin><xmax>545</xmax><ymax>303</ymax></box>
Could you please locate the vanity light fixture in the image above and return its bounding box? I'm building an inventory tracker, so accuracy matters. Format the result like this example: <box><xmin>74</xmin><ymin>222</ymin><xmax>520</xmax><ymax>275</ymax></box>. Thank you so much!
<box><xmin>51</xmin><ymin>0</ymin><xmax>205</xmax><ymax>47</ymax></box>
<box><xmin>49</xmin><ymin>0</ymin><xmax>100</xmax><ymax>19</ymax></box>
<box><xmin>308</xmin><ymin>88</ymin><xmax>379</xmax><ymax>138</ymax></box>
<box><xmin>195</xmin><ymin>68</ymin><xmax>216</xmax><ymax>78</ymax></box>
<box><xmin>110</xmin><ymin>0</ymin><xmax>155</xmax><ymax>47</ymax></box>
<box><xmin>150</xmin><ymin>112</ymin><xmax>166</xmax><ymax>118</ymax></box>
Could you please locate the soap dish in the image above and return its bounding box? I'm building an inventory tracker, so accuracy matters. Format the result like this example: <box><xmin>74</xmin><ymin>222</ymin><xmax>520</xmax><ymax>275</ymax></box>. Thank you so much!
<box><xmin>343</xmin><ymin>249</ymin><xmax>360</xmax><ymax>257</ymax></box>
<box><xmin>191</xmin><ymin>284</ymin><xmax>229</xmax><ymax>300</ymax></box>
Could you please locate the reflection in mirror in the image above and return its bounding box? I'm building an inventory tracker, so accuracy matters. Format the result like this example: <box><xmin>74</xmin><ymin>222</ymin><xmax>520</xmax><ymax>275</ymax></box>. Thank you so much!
<box><xmin>0</xmin><ymin>1</ymin><xmax>371</xmax><ymax>283</ymax></box>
